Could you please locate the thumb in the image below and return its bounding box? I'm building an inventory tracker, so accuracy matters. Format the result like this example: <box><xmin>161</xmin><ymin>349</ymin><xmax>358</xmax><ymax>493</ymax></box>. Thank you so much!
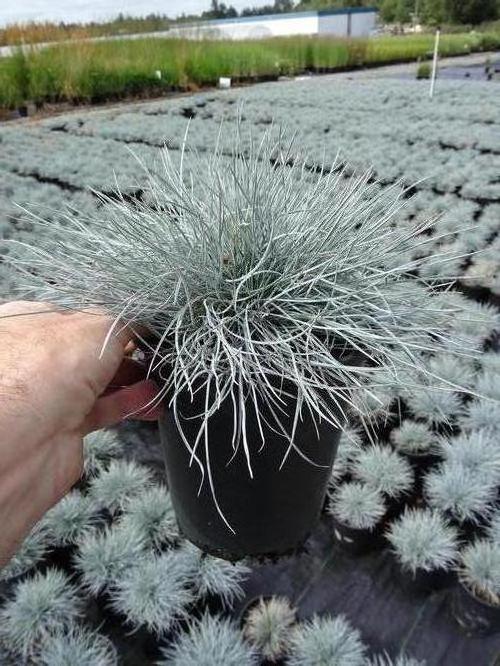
<box><xmin>83</xmin><ymin>380</ymin><xmax>163</xmax><ymax>434</ymax></box>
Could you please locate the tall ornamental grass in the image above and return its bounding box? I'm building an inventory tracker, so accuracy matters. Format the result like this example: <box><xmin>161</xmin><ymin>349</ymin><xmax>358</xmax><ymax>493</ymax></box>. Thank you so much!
<box><xmin>1</xmin><ymin>31</ymin><xmax>499</xmax><ymax>109</ymax></box>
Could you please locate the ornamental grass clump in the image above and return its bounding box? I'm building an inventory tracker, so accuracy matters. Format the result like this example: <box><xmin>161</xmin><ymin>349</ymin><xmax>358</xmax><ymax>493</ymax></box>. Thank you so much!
<box><xmin>243</xmin><ymin>596</ymin><xmax>296</xmax><ymax>662</ymax></box>
<box><xmin>40</xmin><ymin>490</ymin><xmax>101</xmax><ymax>547</ymax></box>
<box><xmin>329</xmin><ymin>482</ymin><xmax>386</xmax><ymax>531</ymax></box>
<box><xmin>459</xmin><ymin>540</ymin><xmax>500</xmax><ymax>606</ymax></box>
<box><xmin>33</xmin><ymin>625</ymin><xmax>118</xmax><ymax>666</ymax></box>
<box><xmin>424</xmin><ymin>463</ymin><xmax>497</xmax><ymax>525</ymax></box>
<box><xmin>476</xmin><ymin>371</ymin><xmax>500</xmax><ymax>402</ymax></box>
<box><xmin>109</xmin><ymin>551</ymin><xmax>197</xmax><ymax>634</ymax></box>
<box><xmin>438</xmin><ymin>430</ymin><xmax>500</xmax><ymax>485</ymax></box>
<box><xmin>193</xmin><ymin>550</ymin><xmax>250</xmax><ymax>607</ymax></box>
<box><xmin>118</xmin><ymin>485</ymin><xmax>179</xmax><ymax>549</ymax></box>
<box><xmin>390</xmin><ymin>420</ymin><xmax>435</xmax><ymax>456</ymax></box>
<box><xmin>386</xmin><ymin>509</ymin><xmax>459</xmax><ymax>575</ymax></box>
<box><xmin>405</xmin><ymin>387</ymin><xmax>462</xmax><ymax>426</ymax></box>
<box><xmin>427</xmin><ymin>353</ymin><xmax>477</xmax><ymax>390</ymax></box>
<box><xmin>0</xmin><ymin>524</ymin><xmax>49</xmax><ymax>582</ymax></box>
<box><xmin>87</xmin><ymin>460</ymin><xmax>154</xmax><ymax>515</ymax></box>
<box><xmin>158</xmin><ymin>612</ymin><xmax>257</xmax><ymax>666</ymax></box>
<box><xmin>6</xmin><ymin>125</ymin><xmax>476</xmax><ymax>527</ymax></box>
<box><xmin>83</xmin><ymin>429</ymin><xmax>125</xmax><ymax>477</ymax></box>
<box><xmin>0</xmin><ymin>569</ymin><xmax>83</xmax><ymax>658</ymax></box>
<box><xmin>74</xmin><ymin>525</ymin><xmax>145</xmax><ymax>595</ymax></box>
<box><xmin>351</xmin><ymin>445</ymin><xmax>414</xmax><ymax>499</ymax></box>
<box><xmin>454</xmin><ymin>301</ymin><xmax>499</xmax><ymax>341</ymax></box>
<box><xmin>459</xmin><ymin>398</ymin><xmax>500</xmax><ymax>432</ymax></box>
<box><xmin>288</xmin><ymin>614</ymin><xmax>366</xmax><ymax>666</ymax></box>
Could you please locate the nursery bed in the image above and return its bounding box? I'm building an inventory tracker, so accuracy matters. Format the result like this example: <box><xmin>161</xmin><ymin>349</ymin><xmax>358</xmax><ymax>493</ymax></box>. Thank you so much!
<box><xmin>111</xmin><ymin>422</ymin><xmax>500</xmax><ymax>666</ymax></box>
<box><xmin>0</xmin><ymin>69</ymin><xmax>499</xmax><ymax>665</ymax></box>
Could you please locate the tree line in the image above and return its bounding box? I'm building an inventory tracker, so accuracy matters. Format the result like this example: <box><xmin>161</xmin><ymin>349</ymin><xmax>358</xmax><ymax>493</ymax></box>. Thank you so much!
<box><xmin>206</xmin><ymin>0</ymin><xmax>500</xmax><ymax>25</ymax></box>
<box><xmin>2</xmin><ymin>0</ymin><xmax>499</xmax><ymax>48</ymax></box>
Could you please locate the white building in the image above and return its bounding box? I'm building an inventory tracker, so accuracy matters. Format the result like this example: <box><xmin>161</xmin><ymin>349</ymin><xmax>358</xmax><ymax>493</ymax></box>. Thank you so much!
<box><xmin>169</xmin><ymin>7</ymin><xmax>378</xmax><ymax>41</ymax></box>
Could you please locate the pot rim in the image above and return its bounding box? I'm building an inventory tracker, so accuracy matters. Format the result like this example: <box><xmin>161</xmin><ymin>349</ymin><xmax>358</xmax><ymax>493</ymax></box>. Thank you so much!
<box><xmin>458</xmin><ymin>579</ymin><xmax>500</xmax><ymax>610</ymax></box>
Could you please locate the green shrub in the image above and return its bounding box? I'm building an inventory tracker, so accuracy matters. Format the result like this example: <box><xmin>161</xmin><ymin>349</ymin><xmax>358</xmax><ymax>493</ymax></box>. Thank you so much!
<box><xmin>416</xmin><ymin>62</ymin><xmax>432</xmax><ymax>79</ymax></box>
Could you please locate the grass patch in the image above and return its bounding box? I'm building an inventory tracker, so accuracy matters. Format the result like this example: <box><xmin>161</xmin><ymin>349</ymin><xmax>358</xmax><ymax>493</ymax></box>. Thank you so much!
<box><xmin>1</xmin><ymin>31</ymin><xmax>499</xmax><ymax>110</ymax></box>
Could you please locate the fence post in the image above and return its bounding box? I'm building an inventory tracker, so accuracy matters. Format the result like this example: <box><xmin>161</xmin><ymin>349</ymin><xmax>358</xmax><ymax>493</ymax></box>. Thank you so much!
<box><xmin>429</xmin><ymin>27</ymin><xmax>440</xmax><ymax>99</ymax></box>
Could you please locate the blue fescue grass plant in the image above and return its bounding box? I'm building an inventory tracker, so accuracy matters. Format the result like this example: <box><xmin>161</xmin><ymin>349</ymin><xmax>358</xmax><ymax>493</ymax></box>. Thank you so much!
<box><xmin>405</xmin><ymin>387</ymin><xmax>463</xmax><ymax>425</ymax></box>
<box><xmin>167</xmin><ymin>541</ymin><xmax>250</xmax><ymax>607</ymax></box>
<box><xmin>243</xmin><ymin>596</ymin><xmax>296</xmax><ymax>661</ymax></box>
<box><xmin>118</xmin><ymin>485</ymin><xmax>179</xmax><ymax>549</ymax></box>
<box><xmin>424</xmin><ymin>463</ymin><xmax>497</xmax><ymax>524</ymax></box>
<box><xmin>479</xmin><ymin>351</ymin><xmax>500</xmax><ymax>374</ymax></box>
<box><xmin>0</xmin><ymin>569</ymin><xmax>83</xmax><ymax>659</ymax></box>
<box><xmin>40</xmin><ymin>490</ymin><xmax>101</xmax><ymax>547</ymax></box>
<box><xmin>6</xmin><ymin>124</ymin><xmax>478</xmax><ymax>527</ymax></box>
<box><xmin>87</xmin><ymin>460</ymin><xmax>154</xmax><ymax>515</ymax></box>
<box><xmin>329</xmin><ymin>482</ymin><xmax>386</xmax><ymax>531</ymax></box>
<box><xmin>109</xmin><ymin>551</ymin><xmax>196</xmax><ymax>635</ymax></box>
<box><xmin>386</xmin><ymin>509</ymin><xmax>459</xmax><ymax>574</ymax></box>
<box><xmin>351</xmin><ymin>445</ymin><xmax>414</xmax><ymax>499</ymax></box>
<box><xmin>476</xmin><ymin>371</ymin><xmax>500</xmax><ymax>402</ymax></box>
<box><xmin>288</xmin><ymin>614</ymin><xmax>366</xmax><ymax>666</ymax></box>
<box><xmin>390</xmin><ymin>420</ymin><xmax>435</xmax><ymax>456</ymax></box>
<box><xmin>459</xmin><ymin>540</ymin><xmax>500</xmax><ymax>606</ymax></box>
<box><xmin>83</xmin><ymin>429</ymin><xmax>125</xmax><ymax>478</ymax></box>
<box><xmin>0</xmin><ymin>524</ymin><xmax>49</xmax><ymax>582</ymax></box>
<box><xmin>158</xmin><ymin>612</ymin><xmax>257</xmax><ymax>666</ymax></box>
<box><xmin>453</xmin><ymin>301</ymin><xmax>499</xmax><ymax>340</ymax></box>
<box><xmin>74</xmin><ymin>525</ymin><xmax>145</xmax><ymax>595</ymax></box>
<box><xmin>33</xmin><ymin>625</ymin><xmax>118</xmax><ymax>666</ymax></box>
<box><xmin>438</xmin><ymin>430</ymin><xmax>500</xmax><ymax>485</ymax></box>
<box><xmin>459</xmin><ymin>398</ymin><xmax>500</xmax><ymax>432</ymax></box>
<box><xmin>427</xmin><ymin>353</ymin><xmax>477</xmax><ymax>390</ymax></box>
<box><xmin>193</xmin><ymin>550</ymin><xmax>250</xmax><ymax>607</ymax></box>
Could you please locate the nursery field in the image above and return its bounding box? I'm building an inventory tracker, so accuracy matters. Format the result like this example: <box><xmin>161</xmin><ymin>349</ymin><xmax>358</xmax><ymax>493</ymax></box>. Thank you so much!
<box><xmin>0</xmin><ymin>69</ymin><xmax>500</xmax><ymax>665</ymax></box>
<box><xmin>1</xmin><ymin>31</ymin><xmax>500</xmax><ymax>110</ymax></box>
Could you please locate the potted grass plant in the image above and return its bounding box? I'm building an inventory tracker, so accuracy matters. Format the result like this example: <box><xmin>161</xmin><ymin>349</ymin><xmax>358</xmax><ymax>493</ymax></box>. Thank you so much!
<box><xmin>329</xmin><ymin>481</ymin><xmax>386</xmax><ymax>555</ymax></box>
<box><xmin>5</xmin><ymin>124</ymin><xmax>475</xmax><ymax>559</ymax></box>
<box><xmin>452</xmin><ymin>539</ymin><xmax>500</xmax><ymax>636</ymax></box>
<box><xmin>390</xmin><ymin>420</ymin><xmax>439</xmax><ymax>491</ymax></box>
<box><xmin>390</xmin><ymin>420</ymin><xmax>436</xmax><ymax>464</ymax></box>
<box><xmin>424</xmin><ymin>434</ymin><xmax>499</xmax><ymax>539</ymax></box>
<box><xmin>350</xmin><ymin>444</ymin><xmax>414</xmax><ymax>517</ymax></box>
<box><xmin>386</xmin><ymin>508</ymin><xmax>459</xmax><ymax>594</ymax></box>
<box><xmin>287</xmin><ymin>614</ymin><xmax>366</xmax><ymax>666</ymax></box>
<box><xmin>242</xmin><ymin>596</ymin><xmax>296</xmax><ymax>663</ymax></box>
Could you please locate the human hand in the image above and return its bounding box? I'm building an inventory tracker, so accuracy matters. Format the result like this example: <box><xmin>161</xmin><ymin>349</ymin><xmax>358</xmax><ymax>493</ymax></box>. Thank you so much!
<box><xmin>0</xmin><ymin>301</ymin><xmax>162</xmax><ymax>567</ymax></box>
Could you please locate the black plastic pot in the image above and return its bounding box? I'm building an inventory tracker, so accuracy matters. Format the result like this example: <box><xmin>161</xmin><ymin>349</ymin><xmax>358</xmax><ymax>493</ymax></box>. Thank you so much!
<box><xmin>331</xmin><ymin>519</ymin><xmax>385</xmax><ymax>556</ymax></box>
<box><xmin>451</xmin><ymin>582</ymin><xmax>500</xmax><ymax>636</ymax></box>
<box><xmin>405</xmin><ymin>452</ymin><xmax>441</xmax><ymax>491</ymax></box>
<box><xmin>455</xmin><ymin>518</ymin><xmax>487</xmax><ymax>544</ymax></box>
<box><xmin>396</xmin><ymin>563</ymin><xmax>455</xmax><ymax>596</ymax></box>
<box><xmin>159</xmin><ymin>382</ymin><xmax>343</xmax><ymax>560</ymax></box>
<box><xmin>384</xmin><ymin>493</ymin><xmax>412</xmax><ymax>522</ymax></box>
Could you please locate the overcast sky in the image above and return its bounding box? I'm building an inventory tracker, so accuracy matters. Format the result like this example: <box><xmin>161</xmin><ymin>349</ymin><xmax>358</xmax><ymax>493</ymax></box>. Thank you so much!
<box><xmin>0</xmin><ymin>0</ymin><xmax>272</xmax><ymax>27</ymax></box>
